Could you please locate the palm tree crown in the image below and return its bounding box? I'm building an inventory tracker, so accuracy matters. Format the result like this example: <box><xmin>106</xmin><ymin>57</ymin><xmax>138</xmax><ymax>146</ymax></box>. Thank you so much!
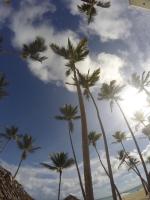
<box><xmin>132</xmin><ymin>111</ymin><xmax>146</xmax><ymax>126</ymax></box>
<box><xmin>0</xmin><ymin>73</ymin><xmax>8</xmax><ymax>100</ymax></box>
<box><xmin>78</xmin><ymin>68</ymin><xmax>100</xmax><ymax>99</ymax></box>
<box><xmin>17</xmin><ymin>134</ymin><xmax>40</xmax><ymax>160</ymax></box>
<box><xmin>22</xmin><ymin>36</ymin><xmax>47</xmax><ymax>62</ymax></box>
<box><xmin>55</xmin><ymin>104</ymin><xmax>80</xmax><ymax>132</ymax></box>
<box><xmin>112</xmin><ymin>131</ymin><xmax>127</xmax><ymax>143</ymax></box>
<box><xmin>78</xmin><ymin>0</ymin><xmax>110</xmax><ymax>24</ymax></box>
<box><xmin>51</xmin><ymin>38</ymin><xmax>89</xmax><ymax>76</ymax></box>
<box><xmin>41</xmin><ymin>152</ymin><xmax>74</xmax><ymax>172</ymax></box>
<box><xmin>0</xmin><ymin>126</ymin><xmax>19</xmax><ymax>141</ymax></box>
<box><xmin>129</xmin><ymin>71</ymin><xmax>150</xmax><ymax>95</ymax></box>
<box><xmin>142</xmin><ymin>124</ymin><xmax>150</xmax><ymax>140</ymax></box>
<box><xmin>98</xmin><ymin>80</ymin><xmax>125</xmax><ymax>111</ymax></box>
<box><xmin>13</xmin><ymin>134</ymin><xmax>40</xmax><ymax>178</ymax></box>
<box><xmin>88</xmin><ymin>131</ymin><xmax>102</xmax><ymax>147</ymax></box>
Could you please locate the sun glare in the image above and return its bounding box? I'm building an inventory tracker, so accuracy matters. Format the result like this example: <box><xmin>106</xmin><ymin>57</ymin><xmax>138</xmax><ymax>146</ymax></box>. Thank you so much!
<box><xmin>121</xmin><ymin>86</ymin><xmax>149</xmax><ymax>117</ymax></box>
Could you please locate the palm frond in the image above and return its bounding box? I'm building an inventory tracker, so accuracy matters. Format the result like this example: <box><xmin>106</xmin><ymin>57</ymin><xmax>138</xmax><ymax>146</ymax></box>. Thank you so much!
<box><xmin>40</xmin><ymin>163</ymin><xmax>57</xmax><ymax>171</ymax></box>
<box><xmin>22</xmin><ymin>37</ymin><xmax>47</xmax><ymax>62</ymax></box>
<box><xmin>97</xmin><ymin>1</ymin><xmax>110</xmax><ymax>8</ymax></box>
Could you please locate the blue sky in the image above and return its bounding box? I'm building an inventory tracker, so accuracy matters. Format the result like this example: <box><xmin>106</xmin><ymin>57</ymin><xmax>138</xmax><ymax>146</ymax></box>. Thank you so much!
<box><xmin>1</xmin><ymin>0</ymin><xmax>150</xmax><ymax>199</ymax></box>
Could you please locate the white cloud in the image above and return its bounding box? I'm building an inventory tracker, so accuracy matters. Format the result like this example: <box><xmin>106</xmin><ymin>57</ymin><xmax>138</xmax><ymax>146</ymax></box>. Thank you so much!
<box><xmin>97</xmin><ymin>53</ymin><xmax>125</xmax><ymax>83</ymax></box>
<box><xmin>0</xmin><ymin>152</ymin><xmax>130</xmax><ymax>200</ymax></box>
<box><xmin>65</xmin><ymin>0</ymin><xmax>131</xmax><ymax>42</ymax></box>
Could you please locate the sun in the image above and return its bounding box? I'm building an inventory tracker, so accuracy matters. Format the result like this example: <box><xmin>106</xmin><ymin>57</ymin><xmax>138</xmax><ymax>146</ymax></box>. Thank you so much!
<box><xmin>120</xmin><ymin>86</ymin><xmax>149</xmax><ymax>117</ymax></box>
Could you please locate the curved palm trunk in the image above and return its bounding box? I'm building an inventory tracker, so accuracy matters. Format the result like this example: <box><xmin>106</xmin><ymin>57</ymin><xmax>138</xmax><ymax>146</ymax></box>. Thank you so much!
<box><xmin>88</xmin><ymin>90</ymin><xmax>117</xmax><ymax>200</ymax></box>
<box><xmin>13</xmin><ymin>157</ymin><xmax>23</xmax><ymax>179</ymax></box>
<box><xmin>73</xmin><ymin>67</ymin><xmax>94</xmax><ymax>200</ymax></box>
<box><xmin>58</xmin><ymin>170</ymin><xmax>62</xmax><ymax>200</ymax></box>
<box><xmin>68</xmin><ymin>128</ymin><xmax>86</xmax><ymax>199</ymax></box>
<box><xmin>121</xmin><ymin>142</ymin><xmax>148</xmax><ymax>195</ymax></box>
<box><xmin>115</xmin><ymin>100</ymin><xmax>150</xmax><ymax>193</ymax></box>
<box><xmin>0</xmin><ymin>139</ymin><xmax>9</xmax><ymax>153</ymax></box>
<box><xmin>94</xmin><ymin>145</ymin><xmax>122</xmax><ymax>200</ymax></box>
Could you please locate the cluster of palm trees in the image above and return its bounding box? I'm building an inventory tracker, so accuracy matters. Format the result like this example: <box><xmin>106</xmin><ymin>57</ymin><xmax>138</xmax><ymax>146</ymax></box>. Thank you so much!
<box><xmin>1</xmin><ymin>1</ymin><xmax>150</xmax><ymax>200</ymax></box>
<box><xmin>49</xmin><ymin>36</ymin><xmax>150</xmax><ymax>200</ymax></box>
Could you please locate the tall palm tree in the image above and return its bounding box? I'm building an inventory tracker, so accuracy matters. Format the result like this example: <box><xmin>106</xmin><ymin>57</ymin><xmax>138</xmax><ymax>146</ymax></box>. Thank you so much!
<box><xmin>113</xmin><ymin>131</ymin><xmax>148</xmax><ymax>195</ymax></box>
<box><xmin>129</xmin><ymin>71</ymin><xmax>150</xmax><ymax>96</ymax></box>
<box><xmin>13</xmin><ymin>134</ymin><xmax>40</xmax><ymax>178</ymax></box>
<box><xmin>41</xmin><ymin>152</ymin><xmax>74</xmax><ymax>200</ymax></box>
<box><xmin>132</xmin><ymin>111</ymin><xmax>147</xmax><ymax>129</ymax></box>
<box><xmin>51</xmin><ymin>38</ymin><xmax>94</xmax><ymax>200</ymax></box>
<box><xmin>88</xmin><ymin>131</ymin><xmax>122</xmax><ymax>200</ymax></box>
<box><xmin>55</xmin><ymin>104</ymin><xmax>86</xmax><ymax>199</ymax></box>
<box><xmin>78</xmin><ymin>0</ymin><xmax>110</xmax><ymax>24</ymax></box>
<box><xmin>0</xmin><ymin>73</ymin><xmax>8</xmax><ymax>100</ymax></box>
<box><xmin>98</xmin><ymin>80</ymin><xmax>150</xmax><ymax>192</ymax></box>
<box><xmin>0</xmin><ymin>126</ymin><xmax>19</xmax><ymax>153</ymax></box>
<box><xmin>21</xmin><ymin>36</ymin><xmax>47</xmax><ymax>63</ymax></box>
<box><xmin>78</xmin><ymin>69</ymin><xmax>118</xmax><ymax>199</ymax></box>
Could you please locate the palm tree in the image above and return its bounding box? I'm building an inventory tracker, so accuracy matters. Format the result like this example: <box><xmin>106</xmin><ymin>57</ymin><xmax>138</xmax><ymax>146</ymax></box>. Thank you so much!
<box><xmin>78</xmin><ymin>0</ymin><xmax>110</xmax><ymax>24</ymax></box>
<box><xmin>51</xmin><ymin>38</ymin><xmax>94</xmax><ymax>200</ymax></box>
<box><xmin>21</xmin><ymin>36</ymin><xmax>47</xmax><ymax>63</ymax></box>
<box><xmin>41</xmin><ymin>152</ymin><xmax>74</xmax><ymax>200</ymax></box>
<box><xmin>55</xmin><ymin>104</ymin><xmax>86</xmax><ymax>199</ymax></box>
<box><xmin>0</xmin><ymin>126</ymin><xmax>19</xmax><ymax>153</ymax></box>
<box><xmin>88</xmin><ymin>131</ymin><xmax>122</xmax><ymax>200</ymax></box>
<box><xmin>78</xmin><ymin>69</ymin><xmax>118</xmax><ymax>199</ymax></box>
<box><xmin>13</xmin><ymin>134</ymin><xmax>40</xmax><ymax>178</ymax></box>
<box><xmin>142</xmin><ymin>124</ymin><xmax>150</xmax><ymax>140</ymax></box>
<box><xmin>129</xmin><ymin>71</ymin><xmax>150</xmax><ymax>96</ymax></box>
<box><xmin>132</xmin><ymin>111</ymin><xmax>146</xmax><ymax>127</ymax></box>
<box><xmin>113</xmin><ymin>131</ymin><xmax>148</xmax><ymax>195</ymax></box>
<box><xmin>0</xmin><ymin>73</ymin><xmax>8</xmax><ymax>100</ymax></box>
<box><xmin>98</xmin><ymin>80</ymin><xmax>150</xmax><ymax>193</ymax></box>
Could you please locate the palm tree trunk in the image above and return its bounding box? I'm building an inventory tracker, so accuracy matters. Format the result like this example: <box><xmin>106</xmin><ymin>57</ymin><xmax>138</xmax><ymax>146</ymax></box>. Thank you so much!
<box><xmin>0</xmin><ymin>139</ymin><xmax>9</xmax><ymax>153</ymax></box>
<box><xmin>73</xmin><ymin>67</ymin><xmax>94</xmax><ymax>200</ymax></box>
<box><xmin>58</xmin><ymin>170</ymin><xmax>62</xmax><ymax>200</ymax></box>
<box><xmin>94</xmin><ymin>145</ymin><xmax>122</xmax><ymax>200</ymax></box>
<box><xmin>68</xmin><ymin>127</ymin><xmax>86</xmax><ymax>199</ymax></box>
<box><xmin>121</xmin><ymin>142</ymin><xmax>148</xmax><ymax>195</ymax></box>
<box><xmin>88</xmin><ymin>90</ymin><xmax>117</xmax><ymax>200</ymax></box>
<box><xmin>115</xmin><ymin>100</ymin><xmax>150</xmax><ymax>193</ymax></box>
<box><xmin>13</xmin><ymin>157</ymin><xmax>23</xmax><ymax>179</ymax></box>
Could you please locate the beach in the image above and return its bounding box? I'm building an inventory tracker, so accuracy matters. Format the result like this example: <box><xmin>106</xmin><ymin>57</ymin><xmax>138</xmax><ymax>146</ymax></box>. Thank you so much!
<box><xmin>124</xmin><ymin>189</ymin><xmax>148</xmax><ymax>200</ymax></box>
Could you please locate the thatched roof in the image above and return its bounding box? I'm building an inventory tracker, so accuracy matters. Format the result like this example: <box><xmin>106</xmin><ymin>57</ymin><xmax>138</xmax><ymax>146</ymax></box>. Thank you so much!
<box><xmin>64</xmin><ymin>194</ymin><xmax>80</xmax><ymax>200</ymax></box>
<box><xmin>0</xmin><ymin>165</ymin><xmax>34</xmax><ymax>200</ymax></box>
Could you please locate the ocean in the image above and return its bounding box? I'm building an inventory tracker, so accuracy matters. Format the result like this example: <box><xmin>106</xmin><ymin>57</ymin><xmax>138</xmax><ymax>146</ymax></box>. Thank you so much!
<box><xmin>97</xmin><ymin>185</ymin><xmax>142</xmax><ymax>200</ymax></box>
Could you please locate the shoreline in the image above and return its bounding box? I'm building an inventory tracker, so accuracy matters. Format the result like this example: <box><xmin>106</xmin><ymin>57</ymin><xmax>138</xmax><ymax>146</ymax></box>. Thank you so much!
<box><xmin>124</xmin><ymin>188</ymin><xmax>147</xmax><ymax>200</ymax></box>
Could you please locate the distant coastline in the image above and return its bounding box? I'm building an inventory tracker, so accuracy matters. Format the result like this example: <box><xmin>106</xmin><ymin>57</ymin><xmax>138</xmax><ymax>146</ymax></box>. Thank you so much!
<box><xmin>97</xmin><ymin>184</ymin><xmax>142</xmax><ymax>200</ymax></box>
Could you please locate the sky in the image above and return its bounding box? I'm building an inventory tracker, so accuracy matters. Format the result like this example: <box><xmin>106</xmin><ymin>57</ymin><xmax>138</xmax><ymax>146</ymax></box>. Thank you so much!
<box><xmin>1</xmin><ymin>0</ymin><xmax>150</xmax><ymax>199</ymax></box>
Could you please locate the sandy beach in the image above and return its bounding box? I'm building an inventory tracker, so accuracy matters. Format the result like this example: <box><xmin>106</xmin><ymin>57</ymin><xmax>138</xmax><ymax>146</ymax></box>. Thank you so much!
<box><xmin>124</xmin><ymin>189</ymin><xmax>149</xmax><ymax>200</ymax></box>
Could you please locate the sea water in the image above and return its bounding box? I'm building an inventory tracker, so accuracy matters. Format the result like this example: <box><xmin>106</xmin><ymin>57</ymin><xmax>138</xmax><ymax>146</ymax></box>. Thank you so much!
<box><xmin>97</xmin><ymin>185</ymin><xmax>142</xmax><ymax>200</ymax></box>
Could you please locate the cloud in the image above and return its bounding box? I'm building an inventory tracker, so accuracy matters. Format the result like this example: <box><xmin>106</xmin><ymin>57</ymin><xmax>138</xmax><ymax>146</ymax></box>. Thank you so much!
<box><xmin>97</xmin><ymin>53</ymin><xmax>125</xmax><ymax>83</ymax></box>
<box><xmin>0</xmin><ymin>152</ymin><xmax>130</xmax><ymax>200</ymax></box>
<box><xmin>0</xmin><ymin>3</ymin><xmax>12</xmax><ymax>25</ymax></box>
<box><xmin>65</xmin><ymin>0</ymin><xmax>131</xmax><ymax>42</ymax></box>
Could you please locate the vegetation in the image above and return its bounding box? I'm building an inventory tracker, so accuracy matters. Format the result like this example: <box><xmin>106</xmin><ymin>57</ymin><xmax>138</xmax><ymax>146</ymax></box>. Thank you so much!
<box><xmin>55</xmin><ymin>104</ymin><xmax>86</xmax><ymax>199</ymax></box>
<box><xmin>51</xmin><ymin>38</ymin><xmax>94</xmax><ymax>200</ymax></box>
<box><xmin>1</xmin><ymin>1</ymin><xmax>150</xmax><ymax>200</ymax></box>
<box><xmin>78</xmin><ymin>0</ymin><xmax>110</xmax><ymax>24</ymax></box>
<box><xmin>0</xmin><ymin>126</ymin><xmax>20</xmax><ymax>153</ymax></box>
<box><xmin>41</xmin><ymin>152</ymin><xmax>74</xmax><ymax>200</ymax></box>
<box><xmin>13</xmin><ymin>134</ymin><xmax>40</xmax><ymax>178</ymax></box>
